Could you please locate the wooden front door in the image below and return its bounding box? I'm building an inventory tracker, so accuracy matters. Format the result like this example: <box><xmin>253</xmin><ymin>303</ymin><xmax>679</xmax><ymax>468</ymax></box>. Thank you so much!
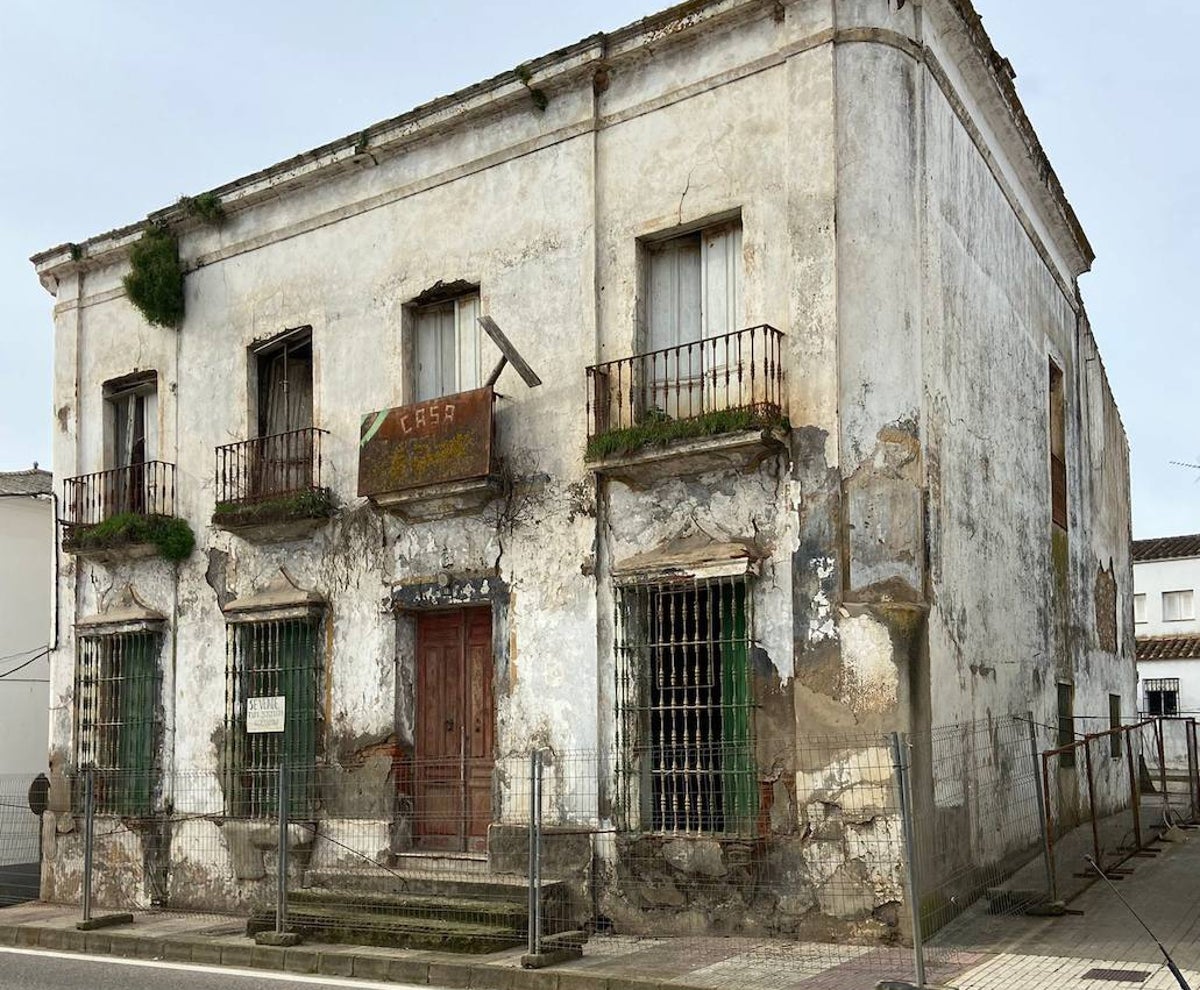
<box><xmin>415</xmin><ymin>608</ymin><xmax>495</xmax><ymax>851</ymax></box>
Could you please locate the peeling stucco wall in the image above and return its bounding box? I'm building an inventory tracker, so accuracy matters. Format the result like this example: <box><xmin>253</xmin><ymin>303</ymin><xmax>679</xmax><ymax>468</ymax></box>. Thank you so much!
<box><xmin>37</xmin><ymin>0</ymin><xmax>1131</xmax><ymax>931</ymax></box>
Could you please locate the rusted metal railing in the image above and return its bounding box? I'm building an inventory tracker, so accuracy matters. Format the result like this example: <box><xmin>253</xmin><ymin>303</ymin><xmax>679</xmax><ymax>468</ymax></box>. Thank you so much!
<box><xmin>1040</xmin><ymin>716</ymin><xmax>1200</xmax><ymax>901</ymax></box>
<box><xmin>62</xmin><ymin>461</ymin><xmax>176</xmax><ymax>527</ymax></box>
<box><xmin>215</xmin><ymin>428</ymin><xmax>327</xmax><ymax>507</ymax></box>
<box><xmin>585</xmin><ymin>324</ymin><xmax>785</xmax><ymax>441</ymax></box>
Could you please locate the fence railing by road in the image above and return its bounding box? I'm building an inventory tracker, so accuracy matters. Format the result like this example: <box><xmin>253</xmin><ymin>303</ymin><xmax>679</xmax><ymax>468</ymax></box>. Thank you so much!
<box><xmin>13</xmin><ymin>715</ymin><xmax>1200</xmax><ymax>988</ymax></box>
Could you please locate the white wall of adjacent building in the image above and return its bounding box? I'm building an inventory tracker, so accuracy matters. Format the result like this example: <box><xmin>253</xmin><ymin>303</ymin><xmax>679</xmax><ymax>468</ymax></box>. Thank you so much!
<box><xmin>0</xmin><ymin>492</ymin><xmax>53</xmax><ymax>867</ymax></box>
<box><xmin>1134</xmin><ymin>556</ymin><xmax>1200</xmax><ymax>638</ymax></box>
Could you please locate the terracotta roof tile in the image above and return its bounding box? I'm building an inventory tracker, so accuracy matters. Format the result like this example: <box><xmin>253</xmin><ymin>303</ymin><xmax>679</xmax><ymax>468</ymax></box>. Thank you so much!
<box><xmin>1137</xmin><ymin>636</ymin><xmax>1200</xmax><ymax>661</ymax></box>
<box><xmin>0</xmin><ymin>468</ymin><xmax>51</xmax><ymax>496</ymax></box>
<box><xmin>1133</xmin><ymin>534</ymin><xmax>1200</xmax><ymax>562</ymax></box>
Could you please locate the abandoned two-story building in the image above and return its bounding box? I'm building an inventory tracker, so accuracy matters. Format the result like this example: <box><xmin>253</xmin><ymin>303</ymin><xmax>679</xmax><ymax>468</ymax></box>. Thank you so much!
<box><xmin>32</xmin><ymin>0</ymin><xmax>1132</xmax><ymax>937</ymax></box>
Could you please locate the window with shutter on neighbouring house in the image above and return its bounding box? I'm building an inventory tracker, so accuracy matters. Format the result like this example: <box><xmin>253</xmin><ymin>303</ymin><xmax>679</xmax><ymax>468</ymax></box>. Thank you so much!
<box><xmin>412</xmin><ymin>294</ymin><xmax>484</xmax><ymax>402</ymax></box>
<box><xmin>614</xmin><ymin>575</ymin><xmax>756</xmax><ymax>835</ymax></box>
<box><xmin>1134</xmin><ymin>594</ymin><xmax>1147</xmax><ymax>623</ymax></box>
<box><xmin>1145</xmin><ymin>678</ymin><xmax>1180</xmax><ymax>717</ymax></box>
<box><xmin>1163</xmin><ymin>590</ymin><xmax>1195</xmax><ymax>622</ymax></box>
<box><xmin>75</xmin><ymin>631</ymin><xmax>161</xmax><ymax>815</ymax></box>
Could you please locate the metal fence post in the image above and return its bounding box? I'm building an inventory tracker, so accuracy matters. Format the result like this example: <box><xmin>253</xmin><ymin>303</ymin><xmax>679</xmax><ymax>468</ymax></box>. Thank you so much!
<box><xmin>276</xmin><ymin>757</ymin><xmax>288</xmax><ymax>937</ymax></box>
<box><xmin>527</xmin><ymin>750</ymin><xmax>543</xmax><ymax>957</ymax></box>
<box><xmin>1025</xmin><ymin>713</ymin><xmax>1054</xmax><ymax>899</ymax></box>
<box><xmin>81</xmin><ymin>770</ymin><xmax>94</xmax><ymax>924</ymax></box>
<box><xmin>890</xmin><ymin>732</ymin><xmax>925</xmax><ymax>989</ymax></box>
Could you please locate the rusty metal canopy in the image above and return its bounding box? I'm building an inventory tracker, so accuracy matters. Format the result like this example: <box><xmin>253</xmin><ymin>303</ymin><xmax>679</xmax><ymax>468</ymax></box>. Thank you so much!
<box><xmin>358</xmin><ymin>386</ymin><xmax>494</xmax><ymax>498</ymax></box>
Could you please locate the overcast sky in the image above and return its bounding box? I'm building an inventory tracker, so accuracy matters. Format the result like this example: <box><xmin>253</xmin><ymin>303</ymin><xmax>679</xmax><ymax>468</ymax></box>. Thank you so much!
<box><xmin>0</xmin><ymin>1</ymin><xmax>1195</xmax><ymax>538</ymax></box>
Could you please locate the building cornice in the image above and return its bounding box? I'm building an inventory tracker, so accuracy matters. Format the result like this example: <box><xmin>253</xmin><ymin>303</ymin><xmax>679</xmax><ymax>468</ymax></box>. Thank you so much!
<box><xmin>31</xmin><ymin>0</ymin><xmax>1094</xmax><ymax>297</ymax></box>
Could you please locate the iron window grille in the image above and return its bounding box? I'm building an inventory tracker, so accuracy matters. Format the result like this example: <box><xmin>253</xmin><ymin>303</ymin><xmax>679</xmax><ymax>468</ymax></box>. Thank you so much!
<box><xmin>74</xmin><ymin>631</ymin><xmax>162</xmax><ymax>815</ymax></box>
<box><xmin>1145</xmin><ymin>678</ymin><xmax>1180</xmax><ymax>717</ymax></box>
<box><xmin>615</xmin><ymin>575</ymin><xmax>757</xmax><ymax>835</ymax></box>
<box><xmin>224</xmin><ymin>616</ymin><xmax>323</xmax><ymax>819</ymax></box>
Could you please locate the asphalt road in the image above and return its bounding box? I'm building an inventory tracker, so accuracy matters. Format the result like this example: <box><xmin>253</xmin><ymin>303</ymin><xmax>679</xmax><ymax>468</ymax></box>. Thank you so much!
<box><xmin>0</xmin><ymin>945</ymin><xmax>447</xmax><ymax>990</ymax></box>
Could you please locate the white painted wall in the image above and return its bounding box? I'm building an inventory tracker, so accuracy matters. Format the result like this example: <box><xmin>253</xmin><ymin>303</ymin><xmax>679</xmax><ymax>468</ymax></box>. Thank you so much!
<box><xmin>32</xmin><ymin>0</ymin><xmax>1132</xmax><ymax>917</ymax></box>
<box><xmin>1134</xmin><ymin>556</ymin><xmax>1200</xmax><ymax>637</ymax></box>
<box><xmin>0</xmin><ymin>493</ymin><xmax>53</xmax><ymax>867</ymax></box>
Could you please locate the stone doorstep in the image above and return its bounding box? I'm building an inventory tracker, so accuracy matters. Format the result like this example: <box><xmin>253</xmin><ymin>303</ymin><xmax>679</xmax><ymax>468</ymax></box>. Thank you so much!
<box><xmin>0</xmin><ymin>920</ymin><xmax>717</xmax><ymax>990</ymax></box>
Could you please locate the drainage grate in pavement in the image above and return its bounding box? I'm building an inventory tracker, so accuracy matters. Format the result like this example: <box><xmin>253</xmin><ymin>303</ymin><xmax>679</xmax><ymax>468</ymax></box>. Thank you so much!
<box><xmin>1079</xmin><ymin>969</ymin><xmax>1150</xmax><ymax>983</ymax></box>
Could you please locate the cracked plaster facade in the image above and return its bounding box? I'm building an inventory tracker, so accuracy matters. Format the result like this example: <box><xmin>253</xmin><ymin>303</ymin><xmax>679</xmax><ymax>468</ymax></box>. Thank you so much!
<box><xmin>33</xmin><ymin>0</ymin><xmax>1132</xmax><ymax>933</ymax></box>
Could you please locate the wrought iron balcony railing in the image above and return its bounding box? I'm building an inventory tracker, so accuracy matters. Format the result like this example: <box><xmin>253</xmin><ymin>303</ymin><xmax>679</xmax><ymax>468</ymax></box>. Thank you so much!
<box><xmin>62</xmin><ymin>461</ymin><xmax>176</xmax><ymax>527</ymax></box>
<box><xmin>585</xmin><ymin>324</ymin><xmax>786</xmax><ymax>445</ymax></box>
<box><xmin>215</xmin><ymin>427</ymin><xmax>327</xmax><ymax>508</ymax></box>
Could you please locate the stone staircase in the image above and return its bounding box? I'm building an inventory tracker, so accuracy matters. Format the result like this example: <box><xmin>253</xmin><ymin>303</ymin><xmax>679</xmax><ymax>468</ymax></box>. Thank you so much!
<box><xmin>248</xmin><ymin>854</ymin><xmax>581</xmax><ymax>954</ymax></box>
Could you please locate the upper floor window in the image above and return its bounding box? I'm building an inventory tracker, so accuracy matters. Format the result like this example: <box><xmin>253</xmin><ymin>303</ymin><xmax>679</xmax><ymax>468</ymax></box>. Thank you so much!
<box><xmin>1048</xmin><ymin>359</ymin><xmax>1067</xmax><ymax>530</ymax></box>
<box><xmin>644</xmin><ymin>220</ymin><xmax>743</xmax><ymax>355</ymax></box>
<box><xmin>413</xmin><ymin>293</ymin><xmax>482</xmax><ymax>402</ymax></box>
<box><xmin>1134</xmin><ymin>593</ymin><xmax>1147</xmax><ymax>623</ymax></box>
<box><xmin>255</xmin><ymin>328</ymin><xmax>313</xmax><ymax>438</ymax></box>
<box><xmin>104</xmin><ymin>374</ymin><xmax>158</xmax><ymax>471</ymax></box>
<box><xmin>1163</xmin><ymin>590</ymin><xmax>1195</xmax><ymax>622</ymax></box>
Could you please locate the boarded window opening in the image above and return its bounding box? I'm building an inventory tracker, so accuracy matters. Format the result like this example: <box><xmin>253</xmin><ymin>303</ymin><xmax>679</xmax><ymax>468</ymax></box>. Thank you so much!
<box><xmin>1109</xmin><ymin>694</ymin><xmax>1122</xmax><ymax>758</ymax></box>
<box><xmin>1057</xmin><ymin>682</ymin><xmax>1075</xmax><ymax>768</ymax></box>
<box><xmin>1049</xmin><ymin>360</ymin><xmax>1067</xmax><ymax>530</ymax></box>
<box><xmin>615</xmin><ymin>576</ymin><xmax>756</xmax><ymax>834</ymax></box>
<box><xmin>225</xmin><ymin>617</ymin><xmax>322</xmax><ymax>819</ymax></box>
<box><xmin>75</xmin><ymin>631</ymin><xmax>161</xmax><ymax>815</ymax></box>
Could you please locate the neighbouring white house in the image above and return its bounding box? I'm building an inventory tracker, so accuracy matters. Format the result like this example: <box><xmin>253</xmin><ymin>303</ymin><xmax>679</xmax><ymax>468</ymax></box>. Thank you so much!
<box><xmin>1134</xmin><ymin>534</ymin><xmax>1200</xmax><ymax>716</ymax></box>
<box><xmin>30</xmin><ymin>0</ymin><xmax>1132</xmax><ymax>938</ymax></box>
<box><xmin>0</xmin><ymin>466</ymin><xmax>53</xmax><ymax>874</ymax></box>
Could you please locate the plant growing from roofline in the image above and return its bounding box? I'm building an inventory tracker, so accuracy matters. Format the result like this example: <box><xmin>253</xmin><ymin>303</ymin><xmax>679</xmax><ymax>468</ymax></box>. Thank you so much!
<box><xmin>122</xmin><ymin>223</ymin><xmax>185</xmax><ymax>328</ymax></box>
<box><xmin>177</xmin><ymin>191</ymin><xmax>225</xmax><ymax>226</ymax></box>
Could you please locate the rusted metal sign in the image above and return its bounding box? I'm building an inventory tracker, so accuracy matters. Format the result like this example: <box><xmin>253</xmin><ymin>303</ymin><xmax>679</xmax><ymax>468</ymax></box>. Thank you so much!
<box><xmin>358</xmin><ymin>386</ymin><xmax>494</xmax><ymax>497</ymax></box>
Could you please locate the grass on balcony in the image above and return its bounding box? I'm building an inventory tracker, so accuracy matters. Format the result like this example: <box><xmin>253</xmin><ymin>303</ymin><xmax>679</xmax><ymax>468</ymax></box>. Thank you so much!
<box><xmin>64</xmin><ymin>512</ymin><xmax>195</xmax><ymax>562</ymax></box>
<box><xmin>212</xmin><ymin>488</ymin><xmax>336</xmax><ymax>528</ymax></box>
<box><xmin>585</xmin><ymin>406</ymin><xmax>788</xmax><ymax>461</ymax></box>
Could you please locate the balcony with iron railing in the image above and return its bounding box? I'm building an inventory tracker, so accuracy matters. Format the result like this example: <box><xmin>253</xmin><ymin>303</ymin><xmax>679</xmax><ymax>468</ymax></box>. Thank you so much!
<box><xmin>61</xmin><ymin>461</ymin><xmax>182</xmax><ymax>561</ymax></box>
<box><xmin>585</xmin><ymin>324</ymin><xmax>788</xmax><ymax>483</ymax></box>
<box><xmin>212</xmin><ymin>427</ymin><xmax>335</xmax><ymax>541</ymax></box>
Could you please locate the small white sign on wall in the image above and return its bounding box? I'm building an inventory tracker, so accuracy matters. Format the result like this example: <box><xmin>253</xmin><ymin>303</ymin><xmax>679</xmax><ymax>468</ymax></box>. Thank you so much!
<box><xmin>246</xmin><ymin>696</ymin><xmax>286</xmax><ymax>734</ymax></box>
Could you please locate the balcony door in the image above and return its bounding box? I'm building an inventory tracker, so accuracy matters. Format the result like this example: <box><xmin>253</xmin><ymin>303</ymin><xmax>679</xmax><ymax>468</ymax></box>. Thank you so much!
<box><xmin>644</xmin><ymin>222</ymin><xmax>742</xmax><ymax>420</ymax></box>
<box><xmin>104</xmin><ymin>379</ymin><xmax>158</xmax><ymax>517</ymax></box>
<box><xmin>254</xmin><ymin>331</ymin><xmax>314</xmax><ymax>498</ymax></box>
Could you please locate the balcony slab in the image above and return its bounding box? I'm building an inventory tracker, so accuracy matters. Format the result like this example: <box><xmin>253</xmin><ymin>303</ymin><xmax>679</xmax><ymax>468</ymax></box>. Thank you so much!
<box><xmin>370</xmin><ymin>476</ymin><xmax>501</xmax><ymax>523</ymax></box>
<box><xmin>586</xmin><ymin>427</ymin><xmax>788</xmax><ymax>488</ymax></box>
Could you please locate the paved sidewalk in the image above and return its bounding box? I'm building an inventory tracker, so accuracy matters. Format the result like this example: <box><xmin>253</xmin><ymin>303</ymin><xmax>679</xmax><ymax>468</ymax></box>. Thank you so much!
<box><xmin>937</xmin><ymin>826</ymin><xmax>1200</xmax><ymax>988</ymax></box>
<box><xmin>6</xmin><ymin>833</ymin><xmax>1200</xmax><ymax>990</ymax></box>
<box><xmin>0</xmin><ymin>901</ymin><xmax>968</xmax><ymax>989</ymax></box>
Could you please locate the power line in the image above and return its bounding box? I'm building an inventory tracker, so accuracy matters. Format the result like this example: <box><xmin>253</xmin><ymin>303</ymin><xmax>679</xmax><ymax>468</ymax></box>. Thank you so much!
<box><xmin>0</xmin><ymin>644</ymin><xmax>49</xmax><ymax>665</ymax></box>
<box><xmin>0</xmin><ymin>649</ymin><xmax>50</xmax><ymax>680</ymax></box>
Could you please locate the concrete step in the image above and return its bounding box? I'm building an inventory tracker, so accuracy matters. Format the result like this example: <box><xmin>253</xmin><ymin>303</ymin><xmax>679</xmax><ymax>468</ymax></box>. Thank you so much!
<box><xmin>288</xmin><ymin>888</ymin><xmax>528</xmax><ymax>929</ymax></box>
<box><xmin>302</xmin><ymin>866</ymin><xmax>562</xmax><ymax>903</ymax></box>
<box><xmin>250</xmin><ymin>904</ymin><xmax>521</xmax><ymax>954</ymax></box>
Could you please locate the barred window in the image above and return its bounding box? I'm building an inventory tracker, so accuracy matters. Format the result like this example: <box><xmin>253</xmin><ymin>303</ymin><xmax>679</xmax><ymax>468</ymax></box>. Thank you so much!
<box><xmin>1145</xmin><ymin>678</ymin><xmax>1179</xmax><ymax>717</ymax></box>
<box><xmin>225</xmin><ymin>617</ymin><xmax>322</xmax><ymax>819</ymax></box>
<box><xmin>615</xmin><ymin>576</ymin><xmax>756</xmax><ymax>834</ymax></box>
<box><xmin>75</xmin><ymin>631</ymin><xmax>161</xmax><ymax>815</ymax></box>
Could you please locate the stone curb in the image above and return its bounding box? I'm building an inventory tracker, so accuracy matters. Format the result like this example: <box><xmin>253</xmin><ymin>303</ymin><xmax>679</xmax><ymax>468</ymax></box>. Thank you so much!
<box><xmin>0</xmin><ymin>921</ymin><xmax>705</xmax><ymax>990</ymax></box>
